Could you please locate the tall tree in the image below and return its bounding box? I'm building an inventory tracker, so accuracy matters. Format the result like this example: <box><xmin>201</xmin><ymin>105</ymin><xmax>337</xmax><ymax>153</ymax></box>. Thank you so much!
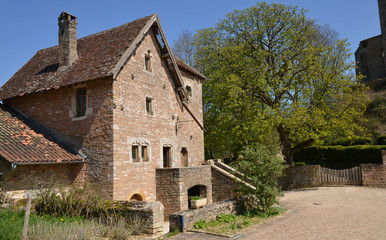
<box><xmin>171</xmin><ymin>30</ymin><xmax>196</xmax><ymax>66</ymax></box>
<box><xmin>195</xmin><ymin>3</ymin><xmax>369</xmax><ymax>164</ymax></box>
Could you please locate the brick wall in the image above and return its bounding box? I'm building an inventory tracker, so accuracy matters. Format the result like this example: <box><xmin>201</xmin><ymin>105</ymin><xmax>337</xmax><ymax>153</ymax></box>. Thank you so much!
<box><xmin>156</xmin><ymin>166</ymin><xmax>212</xmax><ymax>219</ymax></box>
<box><xmin>4</xmin><ymin>79</ymin><xmax>114</xmax><ymax>197</ymax></box>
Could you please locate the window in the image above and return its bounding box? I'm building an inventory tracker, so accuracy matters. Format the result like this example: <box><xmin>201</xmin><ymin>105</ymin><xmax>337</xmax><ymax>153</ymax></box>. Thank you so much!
<box><xmin>146</xmin><ymin>98</ymin><xmax>153</xmax><ymax>115</ymax></box>
<box><xmin>132</xmin><ymin>146</ymin><xmax>139</xmax><ymax>162</ymax></box>
<box><xmin>181</xmin><ymin>148</ymin><xmax>188</xmax><ymax>167</ymax></box>
<box><xmin>141</xmin><ymin>146</ymin><xmax>149</xmax><ymax>162</ymax></box>
<box><xmin>163</xmin><ymin>147</ymin><xmax>171</xmax><ymax>168</ymax></box>
<box><xmin>186</xmin><ymin>86</ymin><xmax>192</xmax><ymax>97</ymax></box>
<box><xmin>76</xmin><ymin>88</ymin><xmax>87</xmax><ymax>117</ymax></box>
<box><xmin>145</xmin><ymin>55</ymin><xmax>152</xmax><ymax>72</ymax></box>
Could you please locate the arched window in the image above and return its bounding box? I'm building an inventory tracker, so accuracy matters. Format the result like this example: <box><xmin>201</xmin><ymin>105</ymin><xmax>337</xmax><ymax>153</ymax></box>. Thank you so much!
<box><xmin>130</xmin><ymin>194</ymin><xmax>143</xmax><ymax>201</ymax></box>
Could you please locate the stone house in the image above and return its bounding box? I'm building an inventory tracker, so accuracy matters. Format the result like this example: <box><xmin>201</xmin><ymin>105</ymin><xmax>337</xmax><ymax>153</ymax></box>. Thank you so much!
<box><xmin>0</xmin><ymin>11</ymin><xmax>212</xmax><ymax>213</ymax></box>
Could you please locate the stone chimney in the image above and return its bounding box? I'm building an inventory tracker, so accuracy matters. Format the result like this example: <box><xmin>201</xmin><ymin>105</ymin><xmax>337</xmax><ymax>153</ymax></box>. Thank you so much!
<box><xmin>58</xmin><ymin>11</ymin><xmax>78</xmax><ymax>69</ymax></box>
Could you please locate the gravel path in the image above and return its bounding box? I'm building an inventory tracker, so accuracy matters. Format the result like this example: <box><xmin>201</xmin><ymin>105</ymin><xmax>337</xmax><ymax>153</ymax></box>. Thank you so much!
<box><xmin>170</xmin><ymin>187</ymin><xmax>386</xmax><ymax>240</ymax></box>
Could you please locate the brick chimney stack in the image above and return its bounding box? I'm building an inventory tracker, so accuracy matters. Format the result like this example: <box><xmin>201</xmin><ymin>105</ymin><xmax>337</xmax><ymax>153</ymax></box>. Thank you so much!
<box><xmin>58</xmin><ymin>11</ymin><xmax>78</xmax><ymax>70</ymax></box>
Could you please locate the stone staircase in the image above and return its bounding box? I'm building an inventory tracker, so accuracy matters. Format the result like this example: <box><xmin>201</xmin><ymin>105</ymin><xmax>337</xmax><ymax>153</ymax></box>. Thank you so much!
<box><xmin>206</xmin><ymin>159</ymin><xmax>255</xmax><ymax>190</ymax></box>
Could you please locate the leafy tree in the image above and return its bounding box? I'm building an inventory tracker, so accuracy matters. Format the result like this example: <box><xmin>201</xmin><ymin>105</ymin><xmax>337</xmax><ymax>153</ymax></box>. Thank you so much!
<box><xmin>234</xmin><ymin>143</ymin><xmax>283</xmax><ymax>214</ymax></box>
<box><xmin>195</xmin><ymin>2</ymin><xmax>369</xmax><ymax>164</ymax></box>
<box><xmin>172</xmin><ymin>30</ymin><xmax>196</xmax><ymax>66</ymax></box>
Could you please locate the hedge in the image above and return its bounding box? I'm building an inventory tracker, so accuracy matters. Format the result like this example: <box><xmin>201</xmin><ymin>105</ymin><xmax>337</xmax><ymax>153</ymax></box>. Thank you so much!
<box><xmin>377</xmin><ymin>135</ymin><xmax>386</xmax><ymax>145</ymax></box>
<box><xmin>293</xmin><ymin>145</ymin><xmax>386</xmax><ymax>169</ymax></box>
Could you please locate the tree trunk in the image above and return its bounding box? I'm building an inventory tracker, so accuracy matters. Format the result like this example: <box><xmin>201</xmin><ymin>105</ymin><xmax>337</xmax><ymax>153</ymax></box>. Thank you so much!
<box><xmin>277</xmin><ymin>124</ymin><xmax>314</xmax><ymax>165</ymax></box>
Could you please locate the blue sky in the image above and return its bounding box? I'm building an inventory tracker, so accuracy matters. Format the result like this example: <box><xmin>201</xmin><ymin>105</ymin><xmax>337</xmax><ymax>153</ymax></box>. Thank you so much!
<box><xmin>0</xmin><ymin>0</ymin><xmax>380</xmax><ymax>87</ymax></box>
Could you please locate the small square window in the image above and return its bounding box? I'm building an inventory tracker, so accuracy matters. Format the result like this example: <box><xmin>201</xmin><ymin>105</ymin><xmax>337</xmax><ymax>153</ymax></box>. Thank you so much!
<box><xmin>146</xmin><ymin>98</ymin><xmax>153</xmax><ymax>115</ymax></box>
<box><xmin>132</xmin><ymin>146</ymin><xmax>139</xmax><ymax>162</ymax></box>
<box><xmin>145</xmin><ymin>55</ymin><xmax>152</xmax><ymax>72</ymax></box>
<box><xmin>76</xmin><ymin>88</ymin><xmax>87</xmax><ymax>117</ymax></box>
<box><xmin>142</xmin><ymin>146</ymin><xmax>149</xmax><ymax>162</ymax></box>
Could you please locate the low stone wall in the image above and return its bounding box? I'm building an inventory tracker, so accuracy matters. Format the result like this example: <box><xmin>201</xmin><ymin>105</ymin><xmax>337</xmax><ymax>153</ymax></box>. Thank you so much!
<box><xmin>361</xmin><ymin>150</ymin><xmax>386</xmax><ymax>188</ymax></box>
<box><xmin>169</xmin><ymin>199</ymin><xmax>240</xmax><ymax>232</ymax></box>
<box><xmin>279</xmin><ymin>165</ymin><xmax>321</xmax><ymax>190</ymax></box>
<box><xmin>115</xmin><ymin>201</ymin><xmax>164</xmax><ymax>236</ymax></box>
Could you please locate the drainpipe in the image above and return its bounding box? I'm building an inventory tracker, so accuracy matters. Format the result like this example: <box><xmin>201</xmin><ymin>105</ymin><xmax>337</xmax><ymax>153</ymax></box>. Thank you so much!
<box><xmin>179</xmin><ymin>215</ymin><xmax>185</xmax><ymax>232</ymax></box>
<box><xmin>0</xmin><ymin>163</ymin><xmax>17</xmax><ymax>176</ymax></box>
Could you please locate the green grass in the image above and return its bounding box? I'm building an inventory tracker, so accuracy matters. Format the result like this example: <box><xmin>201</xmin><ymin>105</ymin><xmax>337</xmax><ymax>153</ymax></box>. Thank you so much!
<box><xmin>0</xmin><ymin>208</ymin><xmax>84</xmax><ymax>240</ymax></box>
<box><xmin>193</xmin><ymin>206</ymin><xmax>286</xmax><ymax>236</ymax></box>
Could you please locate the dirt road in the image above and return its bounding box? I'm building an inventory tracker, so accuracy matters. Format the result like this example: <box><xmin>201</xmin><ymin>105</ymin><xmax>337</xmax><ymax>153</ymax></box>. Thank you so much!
<box><xmin>170</xmin><ymin>187</ymin><xmax>386</xmax><ymax>240</ymax></box>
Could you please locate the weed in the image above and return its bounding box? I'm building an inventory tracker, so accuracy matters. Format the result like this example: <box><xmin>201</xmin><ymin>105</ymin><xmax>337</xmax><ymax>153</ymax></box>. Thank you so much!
<box><xmin>193</xmin><ymin>219</ymin><xmax>207</xmax><ymax>229</ymax></box>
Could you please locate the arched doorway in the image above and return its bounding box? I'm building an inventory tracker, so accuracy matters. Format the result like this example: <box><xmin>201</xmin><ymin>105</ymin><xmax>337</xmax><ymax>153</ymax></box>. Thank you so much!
<box><xmin>181</xmin><ymin>148</ymin><xmax>188</xmax><ymax>167</ymax></box>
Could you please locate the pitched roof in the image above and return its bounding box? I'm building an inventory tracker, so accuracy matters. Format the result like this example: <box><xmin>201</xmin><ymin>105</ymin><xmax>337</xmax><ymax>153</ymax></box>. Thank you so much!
<box><xmin>0</xmin><ymin>15</ymin><xmax>154</xmax><ymax>100</ymax></box>
<box><xmin>174</xmin><ymin>56</ymin><xmax>206</xmax><ymax>80</ymax></box>
<box><xmin>0</xmin><ymin>104</ymin><xmax>83</xmax><ymax>164</ymax></box>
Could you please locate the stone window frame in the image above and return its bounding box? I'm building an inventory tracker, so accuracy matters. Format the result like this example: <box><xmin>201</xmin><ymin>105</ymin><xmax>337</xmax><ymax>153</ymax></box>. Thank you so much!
<box><xmin>129</xmin><ymin>138</ymin><xmax>151</xmax><ymax>163</ymax></box>
<box><xmin>144</xmin><ymin>50</ymin><xmax>152</xmax><ymax>73</ymax></box>
<box><xmin>186</xmin><ymin>85</ymin><xmax>192</xmax><ymax>98</ymax></box>
<box><xmin>145</xmin><ymin>97</ymin><xmax>154</xmax><ymax>116</ymax></box>
<box><xmin>69</xmin><ymin>84</ymin><xmax>93</xmax><ymax>121</ymax></box>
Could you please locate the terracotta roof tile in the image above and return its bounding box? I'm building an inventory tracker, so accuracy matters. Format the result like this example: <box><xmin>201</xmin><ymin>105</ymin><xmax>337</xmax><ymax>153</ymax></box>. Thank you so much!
<box><xmin>0</xmin><ymin>15</ymin><xmax>153</xmax><ymax>100</ymax></box>
<box><xmin>174</xmin><ymin>56</ymin><xmax>206</xmax><ymax>79</ymax></box>
<box><xmin>0</xmin><ymin>105</ymin><xmax>82</xmax><ymax>164</ymax></box>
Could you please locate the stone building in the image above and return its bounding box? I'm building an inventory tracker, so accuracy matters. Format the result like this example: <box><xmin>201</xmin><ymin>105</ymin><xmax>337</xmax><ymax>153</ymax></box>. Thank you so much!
<box><xmin>356</xmin><ymin>0</ymin><xmax>386</xmax><ymax>85</ymax></box>
<box><xmin>0</xmin><ymin>11</ymin><xmax>211</xmax><ymax>212</ymax></box>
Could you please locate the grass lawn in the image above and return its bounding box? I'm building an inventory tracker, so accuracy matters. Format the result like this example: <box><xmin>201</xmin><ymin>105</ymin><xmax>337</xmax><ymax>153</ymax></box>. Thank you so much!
<box><xmin>192</xmin><ymin>206</ymin><xmax>286</xmax><ymax>237</ymax></box>
<box><xmin>0</xmin><ymin>208</ymin><xmax>84</xmax><ymax>240</ymax></box>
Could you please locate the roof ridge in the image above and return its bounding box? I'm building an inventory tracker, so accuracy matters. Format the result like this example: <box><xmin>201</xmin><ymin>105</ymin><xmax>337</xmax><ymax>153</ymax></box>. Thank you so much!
<box><xmin>79</xmin><ymin>14</ymin><xmax>155</xmax><ymax>42</ymax></box>
<box><xmin>33</xmin><ymin>14</ymin><xmax>155</xmax><ymax>54</ymax></box>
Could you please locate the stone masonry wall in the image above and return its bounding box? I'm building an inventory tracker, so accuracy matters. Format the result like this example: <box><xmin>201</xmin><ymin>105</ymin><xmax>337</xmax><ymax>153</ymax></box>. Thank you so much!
<box><xmin>4</xmin><ymin>79</ymin><xmax>114</xmax><ymax>197</ymax></box>
<box><xmin>169</xmin><ymin>199</ymin><xmax>240</xmax><ymax>232</ymax></box>
<box><xmin>279</xmin><ymin>165</ymin><xmax>322</xmax><ymax>190</ymax></box>
<box><xmin>361</xmin><ymin>150</ymin><xmax>386</xmax><ymax>188</ymax></box>
<box><xmin>1</xmin><ymin>163</ymin><xmax>85</xmax><ymax>194</ymax></box>
<box><xmin>156</xmin><ymin>166</ymin><xmax>212</xmax><ymax>219</ymax></box>
<box><xmin>211</xmin><ymin>167</ymin><xmax>238</xmax><ymax>202</ymax></box>
<box><xmin>112</xmin><ymin>29</ymin><xmax>204</xmax><ymax>201</ymax></box>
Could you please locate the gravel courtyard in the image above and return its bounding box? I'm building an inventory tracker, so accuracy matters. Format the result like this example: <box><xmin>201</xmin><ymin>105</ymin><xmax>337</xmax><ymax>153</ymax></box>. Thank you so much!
<box><xmin>170</xmin><ymin>187</ymin><xmax>386</xmax><ymax>240</ymax></box>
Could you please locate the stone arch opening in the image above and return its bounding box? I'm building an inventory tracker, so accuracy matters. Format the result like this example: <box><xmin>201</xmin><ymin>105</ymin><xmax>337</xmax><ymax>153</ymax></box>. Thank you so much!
<box><xmin>187</xmin><ymin>185</ymin><xmax>207</xmax><ymax>208</ymax></box>
<box><xmin>129</xmin><ymin>193</ymin><xmax>143</xmax><ymax>201</ymax></box>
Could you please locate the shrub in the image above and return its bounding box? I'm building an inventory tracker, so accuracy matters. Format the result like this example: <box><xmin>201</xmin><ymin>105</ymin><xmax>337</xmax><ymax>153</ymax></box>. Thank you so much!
<box><xmin>190</xmin><ymin>196</ymin><xmax>204</xmax><ymax>200</ymax></box>
<box><xmin>294</xmin><ymin>145</ymin><xmax>386</xmax><ymax>169</ymax></box>
<box><xmin>376</xmin><ymin>135</ymin><xmax>386</xmax><ymax>145</ymax></box>
<box><xmin>234</xmin><ymin>143</ymin><xmax>283</xmax><ymax>214</ymax></box>
<box><xmin>329</xmin><ymin>136</ymin><xmax>372</xmax><ymax>146</ymax></box>
<box><xmin>193</xmin><ymin>219</ymin><xmax>207</xmax><ymax>229</ymax></box>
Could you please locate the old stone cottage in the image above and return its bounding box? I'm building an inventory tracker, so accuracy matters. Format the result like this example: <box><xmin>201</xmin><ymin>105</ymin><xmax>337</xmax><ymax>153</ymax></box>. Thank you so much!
<box><xmin>0</xmin><ymin>12</ymin><xmax>215</xmax><ymax>215</ymax></box>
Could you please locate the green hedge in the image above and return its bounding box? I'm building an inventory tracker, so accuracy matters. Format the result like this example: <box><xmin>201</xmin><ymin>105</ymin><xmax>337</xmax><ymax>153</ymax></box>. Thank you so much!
<box><xmin>294</xmin><ymin>145</ymin><xmax>386</xmax><ymax>169</ymax></box>
<box><xmin>328</xmin><ymin>136</ymin><xmax>372</xmax><ymax>146</ymax></box>
<box><xmin>377</xmin><ymin>135</ymin><xmax>386</xmax><ymax>145</ymax></box>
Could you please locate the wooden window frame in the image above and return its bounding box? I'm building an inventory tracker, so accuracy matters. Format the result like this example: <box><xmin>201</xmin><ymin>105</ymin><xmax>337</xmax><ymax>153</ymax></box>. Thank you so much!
<box><xmin>145</xmin><ymin>55</ymin><xmax>152</xmax><ymax>72</ymax></box>
<box><xmin>141</xmin><ymin>146</ymin><xmax>149</xmax><ymax>162</ymax></box>
<box><xmin>132</xmin><ymin>145</ymin><xmax>139</xmax><ymax>162</ymax></box>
